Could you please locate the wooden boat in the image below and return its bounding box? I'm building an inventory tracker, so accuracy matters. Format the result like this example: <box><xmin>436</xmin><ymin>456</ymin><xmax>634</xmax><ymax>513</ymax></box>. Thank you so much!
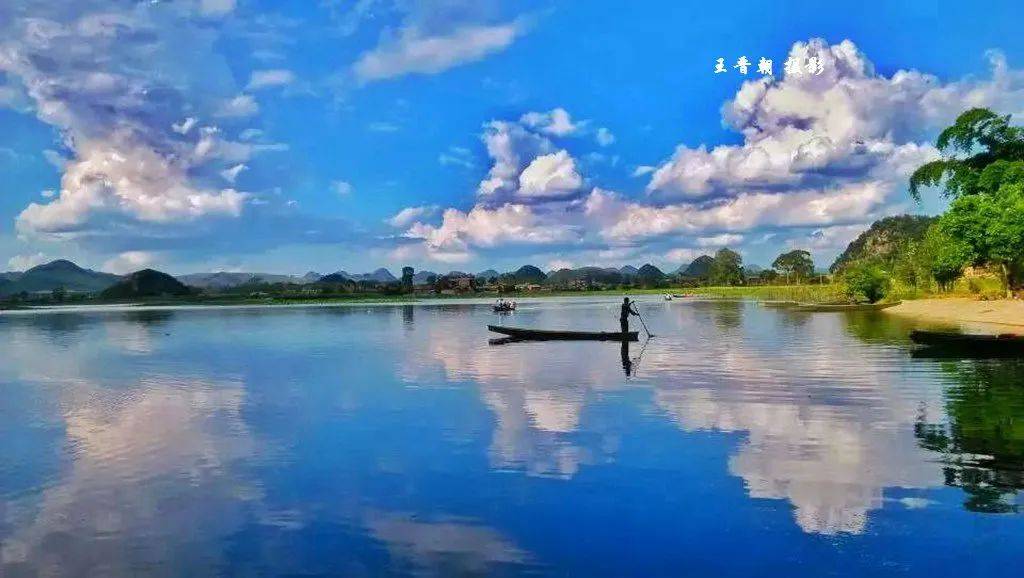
<box><xmin>671</xmin><ymin>294</ymin><xmax>694</xmax><ymax>298</ymax></box>
<box><xmin>792</xmin><ymin>301</ymin><xmax>900</xmax><ymax>312</ymax></box>
<box><xmin>493</xmin><ymin>303</ymin><xmax>516</xmax><ymax>312</ymax></box>
<box><xmin>910</xmin><ymin>329</ymin><xmax>1024</xmax><ymax>355</ymax></box>
<box><xmin>487</xmin><ymin>325</ymin><xmax>639</xmax><ymax>341</ymax></box>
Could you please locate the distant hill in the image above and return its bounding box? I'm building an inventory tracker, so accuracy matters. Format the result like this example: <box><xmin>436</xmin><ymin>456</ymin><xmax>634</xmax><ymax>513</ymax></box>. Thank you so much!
<box><xmin>637</xmin><ymin>263</ymin><xmax>666</xmax><ymax>282</ymax></box>
<box><xmin>830</xmin><ymin>215</ymin><xmax>938</xmax><ymax>273</ymax></box>
<box><xmin>100</xmin><ymin>269</ymin><xmax>191</xmax><ymax>299</ymax></box>
<box><xmin>619</xmin><ymin>265</ymin><xmax>639</xmax><ymax>277</ymax></box>
<box><xmin>511</xmin><ymin>265</ymin><xmax>547</xmax><ymax>283</ymax></box>
<box><xmin>0</xmin><ymin>260</ymin><xmax>120</xmax><ymax>295</ymax></box>
<box><xmin>744</xmin><ymin>264</ymin><xmax>764</xmax><ymax>277</ymax></box>
<box><xmin>476</xmin><ymin>269</ymin><xmax>499</xmax><ymax>280</ymax></box>
<box><xmin>179</xmin><ymin>271</ymin><xmax>314</xmax><ymax>288</ymax></box>
<box><xmin>301</xmin><ymin>272</ymin><xmax>321</xmax><ymax>283</ymax></box>
<box><xmin>315</xmin><ymin>269</ymin><xmax>397</xmax><ymax>283</ymax></box>
<box><xmin>319</xmin><ymin>268</ymin><xmax>398</xmax><ymax>284</ymax></box>
<box><xmin>317</xmin><ymin>273</ymin><xmax>349</xmax><ymax>284</ymax></box>
<box><xmin>413</xmin><ymin>270</ymin><xmax>438</xmax><ymax>284</ymax></box>
<box><xmin>679</xmin><ymin>255</ymin><xmax>714</xmax><ymax>278</ymax></box>
<box><xmin>546</xmin><ymin>266</ymin><xmax>623</xmax><ymax>287</ymax></box>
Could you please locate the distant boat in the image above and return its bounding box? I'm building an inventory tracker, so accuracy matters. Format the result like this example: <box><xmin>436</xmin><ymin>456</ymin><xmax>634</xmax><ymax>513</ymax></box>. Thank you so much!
<box><xmin>663</xmin><ymin>294</ymin><xmax>673</xmax><ymax>301</ymax></box>
<box><xmin>910</xmin><ymin>329</ymin><xmax>1024</xmax><ymax>356</ymax></box>
<box><xmin>488</xmin><ymin>325</ymin><xmax>638</xmax><ymax>341</ymax></box>
<box><xmin>493</xmin><ymin>302</ymin><xmax>516</xmax><ymax>312</ymax></box>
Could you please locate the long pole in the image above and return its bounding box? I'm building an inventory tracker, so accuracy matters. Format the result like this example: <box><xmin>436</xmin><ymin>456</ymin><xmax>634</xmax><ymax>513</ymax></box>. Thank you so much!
<box><xmin>636</xmin><ymin>308</ymin><xmax>654</xmax><ymax>338</ymax></box>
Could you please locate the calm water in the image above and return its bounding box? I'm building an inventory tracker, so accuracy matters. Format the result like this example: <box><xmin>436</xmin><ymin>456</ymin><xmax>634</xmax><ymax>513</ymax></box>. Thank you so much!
<box><xmin>1</xmin><ymin>297</ymin><xmax>1022</xmax><ymax>577</ymax></box>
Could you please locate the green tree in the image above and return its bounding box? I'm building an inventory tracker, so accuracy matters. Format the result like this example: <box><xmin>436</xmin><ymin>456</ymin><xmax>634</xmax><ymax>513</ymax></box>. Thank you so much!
<box><xmin>771</xmin><ymin>249</ymin><xmax>815</xmax><ymax>283</ymax></box>
<box><xmin>940</xmin><ymin>182</ymin><xmax>1024</xmax><ymax>294</ymax></box>
<box><xmin>401</xmin><ymin>266</ymin><xmax>414</xmax><ymax>292</ymax></box>
<box><xmin>908</xmin><ymin>108</ymin><xmax>1024</xmax><ymax>296</ymax></box>
<box><xmin>909</xmin><ymin>108</ymin><xmax>1024</xmax><ymax>201</ymax></box>
<box><xmin>709</xmin><ymin>248</ymin><xmax>744</xmax><ymax>286</ymax></box>
<box><xmin>843</xmin><ymin>262</ymin><xmax>889</xmax><ymax>303</ymax></box>
<box><xmin>916</xmin><ymin>223</ymin><xmax>971</xmax><ymax>291</ymax></box>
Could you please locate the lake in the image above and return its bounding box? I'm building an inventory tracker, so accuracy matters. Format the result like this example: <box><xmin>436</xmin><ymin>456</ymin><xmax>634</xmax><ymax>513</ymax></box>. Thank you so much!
<box><xmin>1</xmin><ymin>297</ymin><xmax>1022</xmax><ymax>576</ymax></box>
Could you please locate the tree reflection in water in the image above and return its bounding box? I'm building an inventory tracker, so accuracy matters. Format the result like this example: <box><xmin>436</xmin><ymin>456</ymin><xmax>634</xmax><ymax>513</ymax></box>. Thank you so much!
<box><xmin>915</xmin><ymin>359</ymin><xmax>1024</xmax><ymax>513</ymax></box>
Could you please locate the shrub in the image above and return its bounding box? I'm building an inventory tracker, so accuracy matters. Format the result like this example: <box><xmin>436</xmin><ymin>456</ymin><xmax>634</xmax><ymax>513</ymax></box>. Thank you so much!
<box><xmin>843</xmin><ymin>263</ymin><xmax>890</xmax><ymax>303</ymax></box>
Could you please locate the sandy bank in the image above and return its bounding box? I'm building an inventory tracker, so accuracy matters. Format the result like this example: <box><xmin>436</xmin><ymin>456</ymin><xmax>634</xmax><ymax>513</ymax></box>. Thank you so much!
<box><xmin>885</xmin><ymin>298</ymin><xmax>1024</xmax><ymax>330</ymax></box>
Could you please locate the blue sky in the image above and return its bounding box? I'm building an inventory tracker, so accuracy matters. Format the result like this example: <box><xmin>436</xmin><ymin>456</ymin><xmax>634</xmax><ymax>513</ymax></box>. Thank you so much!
<box><xmin>2</xmin><ymin>0</ymin><xmax>1024</xmax><ymax>275</ymax></box>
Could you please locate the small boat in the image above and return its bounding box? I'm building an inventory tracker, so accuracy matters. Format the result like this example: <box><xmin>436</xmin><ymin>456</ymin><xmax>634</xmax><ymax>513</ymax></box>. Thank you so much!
<box><xmin>792</xmin><ymin>301</ymin><xmax>900</xmax><ymax>312</ymax></box>
<box><xmin>671</xmin><ymin>294</ymin><xmax>694</xmax><ymax>298</ymax></box>
<box><xmin>487</xmin><ymin>325</ymin><xmax>639</xmax><ymax>341</ymax></box>
<box><xmin>493</xmin><ymin>303</ymin><xmax>516</xmax><ymax>312</ymax></box>
<box><xmin>663</xmin><ymin>294</ymin><xmax>673</xmax><ymax>301</ymax></box>
<box><xmin>910</xmin><ymin>329</ymin><xmax>1024</xmax><ymax>355</ymax></box>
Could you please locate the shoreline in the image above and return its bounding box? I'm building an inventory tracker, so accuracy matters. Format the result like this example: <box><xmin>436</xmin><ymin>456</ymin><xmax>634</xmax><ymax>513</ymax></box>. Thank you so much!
<box><xmin>884</xmin><ymin>298</ymin><xmax>1024</xmax><ymax>331</ymax></box>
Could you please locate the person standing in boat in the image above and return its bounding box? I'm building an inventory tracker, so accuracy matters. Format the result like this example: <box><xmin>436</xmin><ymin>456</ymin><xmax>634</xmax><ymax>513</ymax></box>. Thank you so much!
<box><xmin>620</xmin><ymin>298</ymin><xmax>639</xmax><ymax>334</ymax></box>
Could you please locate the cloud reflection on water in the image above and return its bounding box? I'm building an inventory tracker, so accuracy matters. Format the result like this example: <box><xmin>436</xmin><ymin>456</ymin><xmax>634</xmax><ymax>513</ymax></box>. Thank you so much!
<box><xmin>407</xmin><ymin>300</ymin><xmax>953</xmax><ymax>534</ymax></box>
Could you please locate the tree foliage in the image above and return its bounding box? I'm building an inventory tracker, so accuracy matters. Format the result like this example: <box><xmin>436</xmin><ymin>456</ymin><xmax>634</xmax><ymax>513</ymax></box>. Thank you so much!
<box><xmin>907</xmin><ymin>107</ymin><xmax>1024</xmax><ymax>294</ymax></box>
<box><xmin>843</xmin><ymin>262</ymin><xmax>889</xmax><ymax>303</ymax></box>
<box><xmin>772</xmin><ymin>249</ymin><xmax>815</xmax><ymax>282</ymax></box>
<box><xmin>909</xmin><ymin>108</ymin><xmax>1024</xmax><ymax>201</ymax></box>
<box><xmin>709</xmin><ymin>248</ymin><xmax>744</xmax><ymax>286</ymax></box>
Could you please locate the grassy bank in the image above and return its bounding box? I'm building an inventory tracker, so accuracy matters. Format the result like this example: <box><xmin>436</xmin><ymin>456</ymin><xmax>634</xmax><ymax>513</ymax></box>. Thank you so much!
<box><xmin>693</xmin><ymin>284</ymin><xmax>847</xmax><ymax>303</ymax></box>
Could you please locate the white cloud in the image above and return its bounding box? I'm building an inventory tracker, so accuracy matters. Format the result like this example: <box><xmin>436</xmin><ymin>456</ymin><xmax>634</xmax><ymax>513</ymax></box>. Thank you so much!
<box><xmin>332</xmin><ymin>180</ymin><xmax>354</xmax><ymax>196</ymax></box>
<box><xmin>17</xmin><ymin>135</ymin><xmax>248</xmax><ymax>235</ymax></box>
<box><xmin>519</xmin><ymin>108</ymin><xmax>580</xmax><ymax>137</ymax></box>
<box><xmin>697</xmin><ymin>233</ymin><xmax>744</xmax><ymax>247</ymax></box>
<box><xmin>788</xmin><ymin>224</ymin><xmax>866</xmax><ymax>251</ymax></box>
<box><xmin>646</xmin><ymin>39</ymin><xmax>1024</xmax><ymax>202</ymax></box>
<box><xmin>595</xmin><ymin>127</ymin><xmax>615</xmax><ymax>147</ymax></box>
<box><xmin>354</xmin><ymin>21</ymin><xmax>523</xmax><ymax>82</ymax></box>
<box><xmin>587</xmin><ymin>182</ymin><xmax>887</xmax><ymax>242</ymax></box>
<box><xmin>477</xmin><ymin>120</ymin><xmax>555</xmax><ymax>201</ymax></box>
<box><xmin>403</xmin><ymin>204</ymin><xmax>579</xmax><ymax>261</ymax></box>
<box><xmin>387</xmin><ymin>205</ymin><xmax>439</xmax><ymax>228</ymax></box>
<box><xmin>546</xmin><ymin>258</ymin><xmax>573</xmax><ymax>271</ymax></box>
<box><xmin>517</xmin><ymin>151</ymin><xmax>583</xmax><ymax>199</ymax></box>
<box><xmin>42</xmin><ymin>149</ymin><xmax>67</xmax><ymax>170</ymax></box>
<box><xmin>172</xmin><ymin>117</ymin><xmax>198</xmax><ymax>135</ymax></box>
<box><xmin>664</xmin><ymin>248</ymin><xmax>705</xmax><ymax>264</ymax></box>
<box><xmin>0</xmin><ymin>2</ymin><xmax>271</xmax><ymax>246</ymax></box>
<box><xmin>102</xmin><ymin>251</ymin><xmax>156</xmax><ymax>274</ymax></box>
<box><xmin>220</xmin><ymin>163</ymin><xmax>247</xmax><ymax>183</ymax></box>
<box><xmin>439</xmin><ymin>146</ymin><xmax>474</xmax><ymax>169</ymax></box>
<box><xmin>216</xmin><ymin>95</ymin><xmax>259</xmax><ymax>118</ymax></box>
<box><xmin>632</xmin><ymin>165</ymin><xmax>655</xmax><ymax>177</ymax></box>
<box><xmin>246</xmin><ymin>69</ymin><xmax>295</xmax><ymax>90</ymax></box>
<box><xmin>7</xmin><ymin>252</ymin><xmax>49</xmax><ymax>271</ymax></box>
